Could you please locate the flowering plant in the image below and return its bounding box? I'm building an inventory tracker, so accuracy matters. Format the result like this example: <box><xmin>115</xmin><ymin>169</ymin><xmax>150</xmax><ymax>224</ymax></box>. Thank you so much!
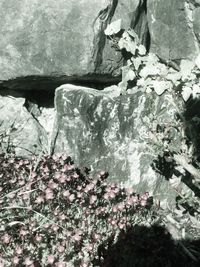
<box><xmin>0</xmin><ymin>153</ymin><xmax>150</xmax><ymax>266</ymax></box>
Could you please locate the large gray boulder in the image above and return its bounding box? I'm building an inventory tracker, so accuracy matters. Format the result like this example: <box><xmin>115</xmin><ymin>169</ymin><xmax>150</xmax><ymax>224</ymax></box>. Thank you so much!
<box><xmin>52</xmin><ymin>84</ymin><xmax>183</xmax><ymax>207</ymax></box>
<box><xmin>0</xmin><ymin>0</ymin><xmax>137</xmax><ymax>85</ymax></box>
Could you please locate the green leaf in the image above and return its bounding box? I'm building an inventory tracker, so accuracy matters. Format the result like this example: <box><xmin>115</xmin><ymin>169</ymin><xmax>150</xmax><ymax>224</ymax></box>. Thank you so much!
<box><xmin>139</xmin><ymin>65</ymin><xmax>159</xmax><ymax>78</ymax></box>
<box><xmin>192</xmin><ymin>84</ymin><xmax>200</xmax><ymax>98</ymax></box>
<box><xmin>181</xmin><ymin>86</ymin><xmax>192</xmax><ymax>101</ymax></box>
<box><xmin>133</xmin><ymin>57</ymin><xmax>142</xmax><ymax>71</ymax></box>
<box><xmin>151</xmin><ymin>80</ymin><xmax>170</xmax><ymax>95</ymax></box>
<box><xmin>118</xmin><ymin>32</ymin><xmax>137</xmax><ymax>55</ymax></box>
<box><xmin>104</xmin><ymin>19</ymin><xmax>121</xmax><ymax>35</ymax></box>
<box><xmin>138</xmin><ymin>44</ymin><xmax>146</xmax><ymax>55</ymax></box>
<box><xmin>121</xmin><ymin>66</ymin><xmax>135</xmax><ymax>81</ymax></box>
<box><xmin>166</xmin><ymin>69</ymin><xmax>181</xmax><ymax>85</ymax></box>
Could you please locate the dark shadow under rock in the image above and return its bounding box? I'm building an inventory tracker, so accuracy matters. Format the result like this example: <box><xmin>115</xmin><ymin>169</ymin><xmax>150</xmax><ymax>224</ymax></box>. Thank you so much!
<box><xmin>97</xmin><ymin>224</ymin><xmax>200</xmax><ymax>267</ymax></box>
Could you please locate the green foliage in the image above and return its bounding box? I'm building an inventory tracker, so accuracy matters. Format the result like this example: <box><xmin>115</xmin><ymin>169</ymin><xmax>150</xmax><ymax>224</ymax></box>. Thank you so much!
<box><xmin>105</xmin><ymin>21</ymin><xmax>200</xmax><ymax>101</ymax></box>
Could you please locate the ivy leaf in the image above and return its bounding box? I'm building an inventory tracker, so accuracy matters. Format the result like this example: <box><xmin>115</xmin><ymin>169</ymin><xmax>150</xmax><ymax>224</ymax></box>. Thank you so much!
<box><xmin>181</xmin><ymin>86</ymin><xmax>192</xmax><ymax>101</ymax></box>
<box><xmin>104</xmin><ymin>19</ymin><xmax>121</xmax><ymax>35</ymax></box>
<box><xmin>166</xmin><ymin>69</ymin><xmax>181</xmax><ymax>85</ymax></box>
<box><xmin>118</xmin><ymin>32</ymin><xmax>137</xmax><ymax>55</ymax></box>
<box><xmin>195</xmin><ymin>53</ymin><xmax>200</xmax><ymax>70</ymax></box>
<box><xmin>138</xmin><ymin>44</ymin><xmax>146</xmax><ymax>55</ymax></box>
<box><xmin>192</xmin><ymin>84</ymin><xmax>200</xmax><ymax>98</ymax></box>
<box><xmin>151</xmin><ymin>80</ymin><xmax>169</xmax><ymax>95</ymax></box>
<box><xmin>140</xmin><ymin>65</ymin><xmax>159</xmax><ymax>79</ymax></box>
<box><xmin>121</xmin><ymin>66</ymin><xmax>135</xmax><ymax>81</ymax></box>
<box><xmin>133</xmin><ymin>57</ymin><xmax>142</xmax><ymax>71</ymax></box>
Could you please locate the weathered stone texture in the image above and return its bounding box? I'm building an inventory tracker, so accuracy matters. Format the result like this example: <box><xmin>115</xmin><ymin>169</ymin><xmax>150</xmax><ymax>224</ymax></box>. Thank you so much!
<box><xmin>52</xmin><ymin>84</ymin><xmax>181</xmax><ymax>207</ymax></box>
<box><xmin>0</xmin><ymin>0</ymin><xmax>137</xmax><ymax>82</ymax></box>
<box><xmin>0</xmin><ymin>95</ymin><xmax>48</xmax><ymax>157</ymax></box>
<box><xmin>147</xmin><ymin>0</ymin><xmax>199</xmax><ymax>61</ymax></box>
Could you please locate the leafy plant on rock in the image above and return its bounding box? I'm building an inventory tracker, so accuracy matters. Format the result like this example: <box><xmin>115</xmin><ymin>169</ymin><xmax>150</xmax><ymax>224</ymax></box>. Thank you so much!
<box><xmin>105</xmin><ymin>20</ymin><xmax>200</xmax><ymax>214</ymax></box>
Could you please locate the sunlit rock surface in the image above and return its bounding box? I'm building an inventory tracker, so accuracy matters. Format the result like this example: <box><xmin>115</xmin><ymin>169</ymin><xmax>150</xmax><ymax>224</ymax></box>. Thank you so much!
<box><xmin>147</xmin><ymin>0</ymin><xmax>200</xmax><ymax>61</ymax></box>
<box><xmin>0</xmin><ymin>95</ymin><xmax>48</xmax><ymax>157</ymax></box>
<box><xmin>0</xmin><ymin>0</ymin><xmax>137</xmax><ymax>83</ymax></box>
<box><xmin>52</xmin><ymin>84</ymin><xmax>182</xmax><ymax>207</ymax></box>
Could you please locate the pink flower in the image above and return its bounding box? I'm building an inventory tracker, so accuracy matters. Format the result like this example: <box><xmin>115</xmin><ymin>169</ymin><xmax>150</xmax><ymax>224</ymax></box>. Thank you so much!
<box><xmin>118</xmin><ymin>223</ymin><xmax>125</xmax><ymax>230</ymax></box>
<box><xmin>47</xmin><ymin>255</ymin><xmax>55</xmax><ymax>264</ymax></box>
<box><xmin>35</xmin><ymin>234</ymin><xmax>42</xmax><ymax>242</ymax></box>
<box><xmin>130</xmin><ymin>196</ymin><xmax>138</xmax><ymax>204</ymax></box>
<box><xmin>117</xmin><ymin>202</ymin><xmax>125</xmax><ymax>211</ymax></box>
<box><xmin>19</xmin><ymin>229</ymin><xmax>28</xmax><ymax>237</ymax></box>
<box><xmin>68</xmin><ymin>194</ymin><xmax>75</xmax><ymax>202</ymax></box>
<box><xmin>35</xmin><ymin>196</ymin><xmax>44</xmax><ymax>204</ymax></box>
<box><xmin>89</xmin><ymin>195</ymin><xmax>97</xmax><ymax>205</ymax></box>
<box><xmin>1</xmin><ymin>234</ymin><xmax>11</xmax><ymax>244</ymax></box>
<box><xmin>67</xmin><ymin>164</ymin><xmax>75</xmax><ymax>170</ymax></box>
<box><xmin>108</xmin><ymin>190</ymin><xmax>116</xmax><ymax>199</ymax></box>
<box><xmin>103</xmin><ymin>193</ymin><xmax>109</xmax><ymax>200</ymax></box>
<box><xmin>85</xmin><ymin>183</ymin><xmax>95</xmax><ymax>192</ymax></box>
<box><xmin>76</xmin><ymin>185</ymin><xmax>82</xmax><ymax>191</ymax></box>
<box><xmin>62</xmin><ymin>190</ymin><xmax>70</xmax><ymax>198</ymax></box>
<box><xmin>72</xmin><ymin>231</ymin><xmax>82</xmax><ymax>242</ymax></box>
<box><xmin>59</xmin><ymin>214</ymin><xmax>66</xmax><ymax>220</ymax></box>
<box><xmin>140</xmin><ymin>199</ymin><xmax>147</xmax><ymax>207</ymax></box>
<box><xmin>93</xmin><ymin>233</ymin><xmax>101</xmax><ymax>241</ymax></box>
<box><xmin>12</xmin><ymin>256</ymin><xmax>20</xmax><ymax>265</ymax></box>
<box><xmin>54</xmin><ymin>172</ymin><xmax>61</xmax><ymax>179</ymax></box>
<box><xmin>51</xmin><ymin>224</ymin><xmax>59</xmax><ymax>232</ymax></box>
<box><xmin>66</xmin><ymin>176</ymin><xmax>71</xmax><ymax>182</ymax></box>
<box><xmin>73</xmin><ymin>173</ymin><xmax>79</xmax><ymax>179</ymax></box>
<box><xmin>125</xmin><ymin>187</ymin><xmax>134</xmax><ymax>195</ymax></box>
<box><xmin>15</xmin><ymin>246</ymin><xmax>23</xmax><ymax>255</ymax></box>
<box><xmin>56</xmin><ymin>261</ymin><xmax>66</xmax><ymax>267</ymax></box>
<box><xmin>85</xmin><ymin>243</ymin><xmax>93</xmax><ymax>252</ymax></box>
<box><xmin>59</xmin><ymin>174</ymin><xmax>66</xmax><ymax>183</ymax></box>
<box><xmin>112</xmin><ymin>205</ymin><xmax>118</xmax><ymax>213</ymax></box>
<box><xmin>48</xmin><ymin>180</ymin><xmax>58</xmax><ymax>189</ymax></box>
<box><xmin>77</xmin><ymin>192</ymin><xmax>83</xmax><ymax>198</ymax></box>
<box><xmin>58</xmin><ymin>245</ymin><xmax>65</xmax><ymax>253</ymax></box>
<box><xmin>140</xmin><ymin>192</ymin><xmax>149</xmax><ymax>200</ymax></box>
<box><xmin>45</xmin><ymin>192</ymin><xmax>54</xmax><ymax>200</ymax></box>
<box><xmin>24</xmin><ymin>257</ymin><xmax>33</xmax><ymax>266</ymax></box>
<box><xmin>110</xmin><ymin>219</ymin><xmax>117</xmax><ymax>226</ymax></box>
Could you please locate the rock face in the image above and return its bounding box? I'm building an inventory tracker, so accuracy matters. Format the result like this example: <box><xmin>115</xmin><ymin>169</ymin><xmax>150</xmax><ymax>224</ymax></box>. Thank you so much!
<box><xmin>52</xmin><ymin>84</ymin><xmax>182</xmax><ymax>207</ymax></box>
<box><xmin>0</xmin><ymin>0</ymin><xmax>200</xmax><ymax>89</ymax></box>
<box><xmin>0</xmin><ymin>0</ymin><xmax>137</xmax><ymax>84</ymax></box>
<box><xmin>147</xmin><ymin>0</ymin><xmax>200</xmax><ymax>61</ymax></box>
<box><xmin>0</xmin><ymin>95</ymin><xmax>48</xmax><ymax>157</ymax></box>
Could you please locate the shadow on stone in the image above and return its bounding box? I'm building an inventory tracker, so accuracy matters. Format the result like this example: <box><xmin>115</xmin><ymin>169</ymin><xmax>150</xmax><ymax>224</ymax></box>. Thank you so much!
<box><xmin>97</xmin><ymin>224</ymin><xmax>200</xmax><ymax>267</ymax></box>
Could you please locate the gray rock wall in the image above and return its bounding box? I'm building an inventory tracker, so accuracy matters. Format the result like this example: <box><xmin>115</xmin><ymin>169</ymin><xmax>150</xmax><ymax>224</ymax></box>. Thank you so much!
<box><xmin>147</xmin><ymin>0</ymin><xmax>200</xmax><ymax>61</ymax></box>
<box><xmin>0</xmin><ymin>0</ymin><xmax>200</xmax><ymax>86</ymax></box>
<box><xmin>0</xmin><ymin>0</ymin><xmax>136</xmax><ymax>82</ymax></box>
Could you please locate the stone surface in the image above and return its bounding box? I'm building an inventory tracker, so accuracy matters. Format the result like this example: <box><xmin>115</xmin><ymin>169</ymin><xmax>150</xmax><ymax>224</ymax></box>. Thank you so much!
<box><xmin>52</xmin><ymin>84</ymin><xmax>182</xmax><ymax>207</ymax></box>
<box><xmin>0</xmin><ymin>0</ymin><xmax>138</xmax><ymax>84</ymax></box>
<box><xmin>0</xmin><ymin>95</ymin><xmax>48</xmax><ymax>157</ymax></box>
<box><xmin>193</xmin><ymin>7</ymin><xmax>200</xmax><ymax>43</ymax></box>
<box><xmin>147</xmin><ymin>0</ymin><xmax>199</xmax><ymax>61</ymax></box>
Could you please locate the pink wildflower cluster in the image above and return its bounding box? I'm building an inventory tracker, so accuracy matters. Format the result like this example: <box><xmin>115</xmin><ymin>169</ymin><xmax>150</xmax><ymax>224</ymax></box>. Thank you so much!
<box><xmin>0</xmin><ymin>153</ymin><xmax>151</xmax><ymax>266</ymax></box>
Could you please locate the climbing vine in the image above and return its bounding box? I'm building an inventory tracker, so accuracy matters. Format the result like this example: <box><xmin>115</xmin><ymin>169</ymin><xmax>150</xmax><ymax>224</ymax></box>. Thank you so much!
<box><xmin>105</xmin><ymin>19</ymin><xmax>200</xmax><ymax>212</ymax></box>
